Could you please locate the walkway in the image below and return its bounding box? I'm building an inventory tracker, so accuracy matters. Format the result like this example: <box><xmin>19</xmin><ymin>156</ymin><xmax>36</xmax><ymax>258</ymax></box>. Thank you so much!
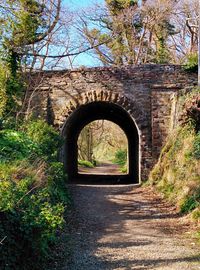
<box><xmin>64</xmin><ymin>185</ymin><xmax>200</xmax><ymax>270</ymax></box>
<box><xmin>78</xmin><ymin>163</ymin><xmax>124</xmax><ymax>175</ymax></box>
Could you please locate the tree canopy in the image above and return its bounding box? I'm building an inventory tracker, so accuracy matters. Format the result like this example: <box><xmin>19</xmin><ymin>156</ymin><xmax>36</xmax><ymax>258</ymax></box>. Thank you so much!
<box><xmin>78</xmin><ymin>0</ymin><xmax>198</xmax><ymax>66</ymax></box>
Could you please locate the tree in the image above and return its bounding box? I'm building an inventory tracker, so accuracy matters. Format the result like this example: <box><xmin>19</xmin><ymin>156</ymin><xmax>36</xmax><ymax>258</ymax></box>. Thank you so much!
<box><xmin>0</xmin><ymin>0</ymin><xmax>114</xmax><ymax>119</ymax></box>
<box><xmin>76</xmin><ymin>0</ymin><xmax>200</xmax><ymax>66</ymax></box>
<box><xmin>0</xmin><ymin>0</ymin><xmax>64</xmax><ymax>117</ymax></box>
<box><xmin>0</xmin><ymin>0</ymin><xmax>64</xmax><ymax>69</ymax></box>
<box><xmin>78</xmin><ymin>120</ymin><xmax>128</xmax><ymax>164</ymax></box>
<box><xmin>166</xmin><ymin>0</ymin><xmax>198</xmax><ymax>65</ymax></box>
<box><xmin>78</xmin><ymin>0</ymin><xmax>177</xmax><ymax>66</ymax></box>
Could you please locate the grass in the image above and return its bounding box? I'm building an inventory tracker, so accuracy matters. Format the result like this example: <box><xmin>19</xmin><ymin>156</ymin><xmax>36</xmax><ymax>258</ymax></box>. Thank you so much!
<box><xmin>148</xmin><ymin>87</ymin><xmax>200</xmax><ymax>234</ymax></box>
<box><xmin>0</xmin><ymin>120</ymin><xmax>70</xmax><ymax>269</ymax></box>
<box><xmin>149</xmin><ymin>124</ymin><xmax>200</xmax><ymax>224</ymax></box>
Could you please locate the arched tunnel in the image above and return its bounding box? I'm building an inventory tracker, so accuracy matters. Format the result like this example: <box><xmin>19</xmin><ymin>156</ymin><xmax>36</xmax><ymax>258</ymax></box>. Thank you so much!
<box><xmin>61</xmin><ymin>101</ymin><xmax>140</xmax><ymax>184</ymax></box>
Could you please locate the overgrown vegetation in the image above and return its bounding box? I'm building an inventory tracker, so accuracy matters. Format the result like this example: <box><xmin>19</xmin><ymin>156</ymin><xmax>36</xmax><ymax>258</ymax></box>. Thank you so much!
<box><xmin>183</xmin><ymin>53</ymin><xmax>198</xmax><ymax>73</ymax></box>
<box><xmin>113</xmin><ymin>149</ymin><xmax>128</xmax><ymax>173</ymax></box>
<box><xmin>113</xmin><ymin>149</ymin><xmax>127</xmax><ymax>166</ymax></box>
<box><xmin>149</xmin><ymin>89</ymin><xmax>200</xmax><ymax>229</ymax></box>
<box><xmin>78</xmin><ymin>120</ymin><xmax>128</xmax><ymax>171</ymax></box>
<box><xmin>0</xmin><ymin>120</ymin><xmax>69</xmax><ymax>269</ymax></box>
<box><xmin>78</xmin><ymin>159</ymin><xmax>95</xmax><ymax>168</ymax></box>
<box><xmin>0</xmin><ymin>2</ymin><xmax>74</xmax><ymax>267</ymax></box>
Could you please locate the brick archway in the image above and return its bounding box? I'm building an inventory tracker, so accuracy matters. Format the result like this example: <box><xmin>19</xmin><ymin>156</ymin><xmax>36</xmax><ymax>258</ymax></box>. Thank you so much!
<box><xmin>57</xmin><ymin>90</ymin><xmax>147</xmax><ymax>130</ymax></box>
<box><xmin>27</xmin><ymin>65</ymin><xmax>196</xmax><ymax>180</ymax></box>
<box><xmin>59</xmin><ymin>91</ymin><xmax>150</xmax><ymax>184</ymax></box>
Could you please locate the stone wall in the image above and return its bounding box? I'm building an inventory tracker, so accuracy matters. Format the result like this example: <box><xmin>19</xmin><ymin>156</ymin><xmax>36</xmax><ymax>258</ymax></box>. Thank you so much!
<box><xmin>26</xmin><ymin>65</ymin><xmax>197</xmax><ymax>181</ymax></box>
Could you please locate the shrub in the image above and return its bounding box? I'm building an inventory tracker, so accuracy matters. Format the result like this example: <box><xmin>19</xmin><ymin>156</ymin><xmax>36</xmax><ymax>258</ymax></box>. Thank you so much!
<box><xmin>0</xmin><ymin>159</ymin><xmax>68</xmax><ymax>269</ymax></box>
<box><xmin>47</xmin><ymin>162</ymin><xmax>69</xmax><ymax>204</ymax></box>
<box><xmin>181</xmin><ymin>193</ymin><xmax>200</xmax><ymax>214</ymax></box>
<box><xmin>78</xmin><ymin>159</ymin><xmax>94</xmax><ymax>168</ymax></box>
<box><xmin>25</xmin><ymin>119</ymin><xmax>63</xmax><ymax>160</ymax></box>
<box><xmin>0</xmin><ymin>120</ymin><xmax>69</xmax><ymax>269</ymax></box>
<box><xmin>183</xmin><ymin>53</ymin><xmax>198</xmax><ymax>73</ymax></box>
<box><xmin>192</xmin><ymin>208</ymin><xmax>200</xmax><ymax>220</ymax></box>
<box><xmin>0</xmin><ymin>158</ymin><xmax>67</xmax><ymax>269</ymax></box>
<box><xmin>0</xmin><ymin>129</ymin><xmax>40</xmax><ymax>162</ymax></box>
<box><xmin>113</xmin><ymin>149</ymin><xmax>127</xmax><ymax>166</ymax></box>
<box><xmin>120</xmin><ymin>165</ymin><xmax>127</xmax><ymax>173</ymax></box>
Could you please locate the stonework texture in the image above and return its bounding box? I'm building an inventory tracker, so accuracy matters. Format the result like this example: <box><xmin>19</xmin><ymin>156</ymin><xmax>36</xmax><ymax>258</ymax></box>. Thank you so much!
<box><xmin>25</xmin><ymin>65</ymin><xmax>197</xmax><ymax>182</ymax></box>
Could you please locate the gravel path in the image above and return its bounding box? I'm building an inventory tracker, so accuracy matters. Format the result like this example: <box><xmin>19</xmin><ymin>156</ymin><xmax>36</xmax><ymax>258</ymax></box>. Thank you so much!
<box><xmin>63</xmin><ymin>185</ymin><xmax>200</xmax><ymax>270</ymax></box>
<box><xmin>79</xmin><ymin>163</ymin><xmax>124</xmax><ymax>175</ymax></box>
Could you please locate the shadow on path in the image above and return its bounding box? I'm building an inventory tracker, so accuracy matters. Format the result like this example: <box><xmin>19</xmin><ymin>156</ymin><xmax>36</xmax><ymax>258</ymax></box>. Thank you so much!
<box><xmin>64</xmin><ymin>185</ymin><xmax>200</xmax><ymax>270</ymax></box>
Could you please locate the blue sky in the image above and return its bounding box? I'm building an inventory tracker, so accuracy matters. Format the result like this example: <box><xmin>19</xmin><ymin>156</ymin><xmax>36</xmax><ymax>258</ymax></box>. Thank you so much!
<box><xmin>65</xmin><ymin>0</ymin><xmax>104</xmax><ymax>9</ymax></box>
<box><xmin>62</xmin><ymin>0</ymin><xmax>105</xmax><ymax>67</ymax></box>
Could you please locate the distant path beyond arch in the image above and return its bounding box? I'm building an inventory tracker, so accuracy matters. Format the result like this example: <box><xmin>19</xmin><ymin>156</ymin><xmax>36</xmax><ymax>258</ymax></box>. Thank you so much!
<box><xmin>78</xmin><ymin>163</ymin><xmax>123</xmax><ymax>175</ymax></box>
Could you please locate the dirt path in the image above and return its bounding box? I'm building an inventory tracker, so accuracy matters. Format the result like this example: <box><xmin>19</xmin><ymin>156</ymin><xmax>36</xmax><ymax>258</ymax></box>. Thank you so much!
<box><xmin>79</xmin><ymin>163</ymin><xmax>124</xmax><ymax>175</ymax></box>
<box><xmin>63</xmin><ymin>185</ymin><xmax>200</xmax><ymax>270</ymax></box>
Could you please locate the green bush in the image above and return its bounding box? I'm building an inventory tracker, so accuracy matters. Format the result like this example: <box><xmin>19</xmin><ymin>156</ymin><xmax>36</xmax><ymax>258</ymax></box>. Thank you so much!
<box><xmin>181</xmin><ymin>193</ymin><xmax>200</xmax><ymax>214</ymax></box>
<box><xmin>25</xmin><ymin>119</ymin><xmax>63</xmax><ymax>160</ymax></box>
<box><xmin>0</xmin><ymin>158</ymin><xmax>69</xmax><ymax>269</ymax></box>
<box><xmin>183</xmin><ymin>53</ymin><xmax>198</xmax><ymax>73</ymax></box>
<box><xmin>113</xmin><ymin>149</ymin><xmax>127</xmax><ymax>166</ymax></box>
<box><xmin>78</xmin><ymin>159</ymin><xmax>94</xmax><ymax>168</ymax></box>
<box><xmin>0</xmin><ymin>120</ymin><xmax>64</xmax><ymax>162</ymax></box>
<box><xmin>0</xmin><ymin>129</ymin><xmax>40</xmax><ymax>162</ymax></box>
<box><xmin>120</xmin><ymin>165</ymin><xmax>127</xmax><ymax>173</ymax></box>
<box><xmin>0</xmin><ymin>120</ymin><xmax>69</xmax><ymax>269</ymax></box>
<box><xmin>47</xmin><ymin>162</ymin><xmax>69</xmax><ymax>204</ymax></box>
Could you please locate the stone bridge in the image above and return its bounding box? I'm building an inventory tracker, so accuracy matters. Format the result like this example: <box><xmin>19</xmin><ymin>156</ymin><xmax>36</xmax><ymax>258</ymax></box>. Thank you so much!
<box><xmin>26</xmin><ymin>65</ymin><xmax>197</xmax><ymax>184</ymax></box>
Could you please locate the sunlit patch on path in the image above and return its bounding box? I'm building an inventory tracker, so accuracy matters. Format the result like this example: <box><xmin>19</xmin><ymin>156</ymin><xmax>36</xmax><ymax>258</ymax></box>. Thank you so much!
<box><xmin>64</xmin><ymin>185</ymin><xmax>200</xmax><ymax>270</ymax></box>
<box><xmin>79</xmin><ymin>163</ymin><xmax>124</xmax><ymax>175</ymax></box>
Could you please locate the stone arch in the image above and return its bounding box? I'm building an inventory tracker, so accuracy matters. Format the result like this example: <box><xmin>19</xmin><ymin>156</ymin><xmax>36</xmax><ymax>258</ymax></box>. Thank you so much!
<box><xmin>57</xmin><ymin>90</ymin><xmax>147</xmax><ymax>132</ymax></box>
<box><xmin>27</xmin><ymin>66</ymin><xmax>197</xmax><ymax>182</ymax></box>
<box><xmin>59</xmin><ymin>90</ymin><xmax>151</xmax><ymax>183</ymax></box>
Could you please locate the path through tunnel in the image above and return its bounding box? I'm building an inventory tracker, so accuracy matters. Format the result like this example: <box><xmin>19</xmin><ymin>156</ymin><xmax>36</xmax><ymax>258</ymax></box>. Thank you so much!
<box><xmin>78</xmin><ymin>119</ymin><xmax>128</xmax><ymax>175</ymax></box>
<box><xmin>61</xmin><ymin>101</ymin><xmax>139</xmax><ymax>184</ymax></box>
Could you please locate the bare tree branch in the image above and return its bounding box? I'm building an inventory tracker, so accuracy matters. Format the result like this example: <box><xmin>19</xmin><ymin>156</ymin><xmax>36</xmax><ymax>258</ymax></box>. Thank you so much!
<box><xmin>20</xmin><ymin>41</ymin><xmax>108</xmax><ymax>59</ymax></box>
